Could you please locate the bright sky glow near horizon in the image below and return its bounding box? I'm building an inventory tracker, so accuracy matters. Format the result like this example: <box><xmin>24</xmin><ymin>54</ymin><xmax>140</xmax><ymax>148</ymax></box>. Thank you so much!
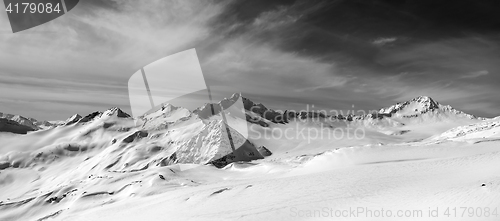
<box><xmin>1</xmin><ymin>0</ymin><xmax>499</xmax><ymax>120</ymax></box>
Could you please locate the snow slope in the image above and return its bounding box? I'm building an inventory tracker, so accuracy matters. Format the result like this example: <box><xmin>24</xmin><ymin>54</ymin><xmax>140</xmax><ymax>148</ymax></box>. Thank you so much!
<box><xmin>0</xmin><ymin>95</ymin><xmax>499</xmax><ymax>221</ymax></box>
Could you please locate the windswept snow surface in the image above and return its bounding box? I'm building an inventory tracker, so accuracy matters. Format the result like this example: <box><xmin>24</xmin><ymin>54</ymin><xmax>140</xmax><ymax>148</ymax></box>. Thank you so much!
<box><xmin>1</xmin><ymin>95</ymin><xmax>499</xmax><ymax>221</ymax></box>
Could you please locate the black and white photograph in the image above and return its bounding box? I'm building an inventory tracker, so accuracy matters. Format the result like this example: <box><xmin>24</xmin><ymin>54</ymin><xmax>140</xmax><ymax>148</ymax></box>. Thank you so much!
<box><xmin>1</xmin><ymin>0</ymin><xmax>500</xmax><ymax>220</ymax></box>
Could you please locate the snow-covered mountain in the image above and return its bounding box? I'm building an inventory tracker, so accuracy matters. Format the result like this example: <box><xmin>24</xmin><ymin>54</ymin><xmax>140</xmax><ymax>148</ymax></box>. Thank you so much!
<box><xmin>0</xmin><ymin>94</ymin><xmax>491</xmax><ymax>151</ymax></box>
<box><xmin>431</xmin><ymin>118</ymin><xmax>500</xmax><ymax>142</ymax></box>
<box><xmin>241</xmin><ymin>95</ymin><xmax>486</xmax><ymax>140</ymax></box>
<box><xmin>0</xmin><ymin>112</ymin><xmax>53</xmax><ymax>131</ymax></box>
<box><xmin>0</xmin><ymin>94</ymin><xmax>499</xmax><ymax>221</ymax></box>
<box><xmin>63</xmin><ymin>114</ymin><xmax>83</xmax><ymax>125</ymax></box>
<box><xmin>378</xmin><ymin>96</ymin><xmax>479</xmax><ymax>120</ymax></box>
<box><xmin>0</xmin><ymin>118</ymin><xmax>35</xmax><ymax>134</ymax></box>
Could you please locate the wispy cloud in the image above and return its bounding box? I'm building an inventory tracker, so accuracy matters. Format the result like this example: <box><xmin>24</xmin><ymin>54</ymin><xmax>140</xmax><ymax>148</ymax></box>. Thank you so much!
<box><xmin>372</xmin><ymin>37</ymin><xmax>397</xmax><ymax>46</ymax></box>
<box><xmin>460</xmin><ymin>70</ymin><xmax>489</xmax><ymax>79</ymax></box>
<box><xmin>294</xmin><ymin>79</ymin><xmax>349</xmax><ymax>92</ymax></box>
<box><xmin>0</xmin><ymin>0</ymin><xmax>226</xmax><ymax>119</ymax></box>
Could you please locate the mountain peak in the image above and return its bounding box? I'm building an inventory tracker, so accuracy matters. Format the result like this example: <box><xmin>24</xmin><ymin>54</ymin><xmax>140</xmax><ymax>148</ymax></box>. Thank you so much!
<box><xmin>64</xmin><ymin>114</ymin><xmax>83</xmax><ymax>125</ymax></box>
<box><xmin>378</xmin><ymin>96</ymin><xmax>441</xmax><ymax>116</ymax></box>
<box><xmin>103</xmin><ymin>107</ymin><xmax>131</xmax><ymax>118</ymax></box>
<box><xmin>410</xmin><ymin>96</ymin><xmax>439</xmax><ymax>108</ymax></box>
<box><xmin>378</xmin><ymin>96</ymin><xmax>479</xmax><ymax>119</ymax></box>
<box><xmin>0</xmin><ymin>113</ymin><xmax>40</xmax><ymax>130</ymax></box>
<box><xmin>79</xmin><ymin>111</ymin><xmax>103</xmax><ymax>123</ymax></box>
<box><xmin>412</xmin><ymin>95</ymin><xmax>433</xmax><ymax>101</ymax></box>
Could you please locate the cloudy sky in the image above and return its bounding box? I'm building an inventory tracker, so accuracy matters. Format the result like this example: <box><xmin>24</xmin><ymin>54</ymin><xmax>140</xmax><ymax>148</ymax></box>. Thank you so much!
<box><xmin>1</xmin><ymin>0</ymin><xmax>499</xmax><ymax>120</ymax></box>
